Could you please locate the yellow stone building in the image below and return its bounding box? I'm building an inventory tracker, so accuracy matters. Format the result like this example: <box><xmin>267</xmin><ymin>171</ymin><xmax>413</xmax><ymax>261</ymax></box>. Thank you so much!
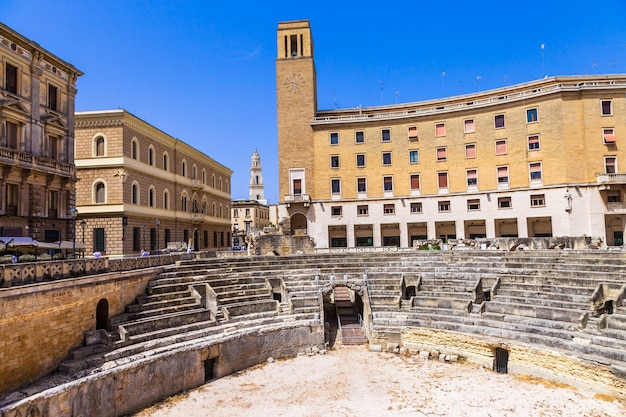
<box><xmin>276</xmin><ymin>20</ymin><xmax>626</xmax><ymax>248</ymax></box>
<box><xmin>75</xmin><ymin>110</ymin><xmax>233</xmax><ymax>256</ymax></box>
<box><xmin>0</xmin><ymin>22</ymin><xmax>82</xmax><ymax>241</ymax></box>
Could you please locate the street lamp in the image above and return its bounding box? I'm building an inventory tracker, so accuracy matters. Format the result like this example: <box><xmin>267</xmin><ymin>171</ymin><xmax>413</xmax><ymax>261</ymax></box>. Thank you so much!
<box><xmin>155</xmin><ymin>218</ymin><xmax>160</xmax><ymax>255</ymax></box>
<box><xmin>69</xmin><ymin>207</ymin><xmax>77</xmax><ymax>259</ymax></box>
<box><xmin>80</xmin><ymin>220</ymin><xmax>86</xmax><ymax>258</ymax></box>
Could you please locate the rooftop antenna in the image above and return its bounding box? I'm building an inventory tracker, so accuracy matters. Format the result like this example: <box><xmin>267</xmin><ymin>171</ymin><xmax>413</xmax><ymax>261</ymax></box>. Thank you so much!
<box><xmin>378</xmin><ymin>80</ymin><xmax>385</xmax><ymax>104</ymax></box>
<box><xmin>503</xmin><ymin>75</ymin><xmax>509</xmax><ymax>85</ymax></box>
<box><xmin>476</xmin><ymin>75</ymin><xmax>482</xmax><ymax>91</ymax></box>
<box><xmin>394</xmin><ymin>90</ymin><xmax>399</xmax><ymax>104</ymax></box>
<box><xmin>592</xmin><ymin>61</ymin><xmax>597</xmax><ymax>73</ymax></box>
<box><xmin>541</xmin><ymin>43</ymin><xmax>545</xmax><ymax>75</ymax></box>
<box><xmin>441</xmin><ymin>71</ymin><xmax>446</xmax><ymax>97</ymax></box>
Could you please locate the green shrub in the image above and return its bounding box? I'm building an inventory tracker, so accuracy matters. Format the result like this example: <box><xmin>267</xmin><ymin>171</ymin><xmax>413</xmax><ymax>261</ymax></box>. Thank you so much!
<box><xmin>19</xmin><ymin>254</ymin><xmax>36</xmax><ymax>262</ymax></box>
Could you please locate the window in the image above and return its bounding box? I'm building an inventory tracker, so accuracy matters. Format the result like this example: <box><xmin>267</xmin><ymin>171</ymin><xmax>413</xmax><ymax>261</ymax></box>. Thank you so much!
<box><xmin>163</xmin><ymin>190</ymin><xmax>169</xmax><ymax>209</ymax></box>
<box><xmin>383</xmin><ymin>176</ymin><xmax>393</xmax><ymax>192</ymax></box>
<box><xmin>603</xmin><ymin>128</ymin><xmax>616</xmax><ymax>144</ymax></box>
<box><xmin>529</xmin><ymin>162</ymin><xmax>542</xmax><ymax>180</ymax></box>
<box><xmin>6</xmin><ymin>121</ymin><xmax>18</xmax><ymax>149</ymax></box>
<box><xmin>148</xmin><ymin>147</ymin><xmax>154</xmax><ymax>166</ymax></box>
<box><xmin>6</xmin><ymin>183</ymin><xmax>18</xmax><ymax>215</ymax></box>
<box><xmin>602</xmin><ymin>100</ymin><xmax>613</xmax><ymax>116</ymax></box>
<box><xmin>48</xmin><ymin>190</ymin><xmax>58</xmax><ymax>217</ymax></box>
<box><xmin>410</xmin><ymin>202</ymin><xmax>422</xmax><ymax>213</ymax></box>
<box><xmin>293</xmin><ymin>178</ymin><xmax>302</xmax><ymax>194</ymax></box>
<box><xmin>494</xmin><ymin>114</ymin><xmax>505</xmax><ymax>129</ymax></box>
<box><xmin>95</xmin><ymin>136</ymin><xmax>105</xmax><ymax>156</ymax></box>
<box><xmin>357</xmin><ymin>177</ymin><xmax>367</xmax><ymax>193</ymax></box>
<box><xmin>202</xmin><ymin>169</ymin><xmax>207</xmax><ymax>185</ymax></box>
<box><xmin>5</xmin><ymin>63</ymin><xmax>18</xmax><ymax>94</ymax></box>
<box><xmin>435</xmin><ymin>122</ymin><xmax>446</xmax><ymax>137</ymax></box>
<box><xmin>181</xmin><ymin>160</ymin><xmax>187</xmax><ymax>177</ymax></box>
<box><xmin>93</xmin><ymin>228</ymin><xmax>105</xmax><ymax>252</ymax></box>
<box><xmin>467</xmin><ymin>199</ymin><xmax>480</xmax><ymax>211</ymax></box>
<box><xmin>149</xmin><ymin>187</ymin><xmax>155</xmax><ymax>207</ymax></box>
<box><xmin>605</xmin><ymin>157</ymin><xmax>617</xmax><ymax>174</ymax></box>
<box><xmin>495</xmin><ymin>140</ymin><xmax>507</xmax><ymax>155</ymax></box>
<box><xmin>530</xmin><ymin>194</ymin><xmax>545</xmax><ymax>207</ymax></box>
<box><xmin>357</xmin><ymin>205</ymin><xmax>369</xmax><ymax>215</ymax></box>
<box><xmin>331</xmin><ymin>206</ymin><xmax>342</xmax><ymax>216</ymax></box>
<box><xmin>356</xmin><ymin>153</ymin><xmax>366</xmax><ymax>167</ymax></box>
<box><xmin>527</xmin><ymin>108</ymin><xmax>538</xmax><ymax>123</ymax></box>
<box><xmin>383</xmin><ymin>203</ymin><xmax>395</xmax><ymax>214</ymax></box>
<box><xmin>330</xmin><ymin>155</ymin><xmax>340</xmax><ymax>168</ymax></box>
<box><xmin>331</xmin><ymin>179</ymin><xmax>341</xmax><ymax>194</ymax></box>
<box><xmin>95</xmin><ymin>182</ymin><xmax>105</xmax><ymax>204</ymax></box>
<box><xmin>464</xmin><ymin>119</ymin><xmax>475</xmax><ymax>133</ymax></box>
<box><xmin>607</xmin><ymin>191</ymin><xmax>621</xmax><ymax>203</ymax></box>
<box><xmin>132</xmin><ymin>183</ymin><xmax>139</xmax><ymax>204</ymax></box>
<box><xmin>245</xmin><ymin>208</ymin><xmax>250</xmax><ymax>216</ymax></box>
<box><xmin>438</xmin><ymin>201</ymin><xmax>450</xmax><ymax>212</ymax></box>
<box><xmin>409</xmin><ymin>150</ymin><xmax>419</xmax><ymax>164</ymax></box>
<box><xmin>497</xmin><ymin>166</ymin><xmax>509</xmax><ymax>184</ymax></box>
<box><xmin>131</xmin><ymin>139</ymin><xmax>138</xmax><ymax>160</ymax></box>
<box><xmin>330</xmin><ymin>132</ymin><xmax>339</xmax><ymax>145</ymax></box>
<box><xmin>381</xmin><ymin>129</ymin><xmax>391</xmax><ymax>142</ymax></box>
<box><xmin>465</xmin><ymin>143</ymin><xmax>476</xmax><ymax>158</ymax></box>
<box><xmin>410</xmin><ymin>174</ymin><xmax>420</xmax><ymax>190</ymax></box>
<box><xmin>163</xmin><ymin>153</ymin><xmax>169</xmax><ymax>171</ymax></box>
<box><xmin>528</xmin><ymin>135</ymin><xmax>540</xmax><ymax>150</ymax></box>
<box><xmin>355</xmin><ymin>131</ymin><xmax>364</xmax><ymax>144</ymax></box>
<box><xmin>498</xmin><ymin>197</ymin><xmax>512</xmax><ymax>208</ymax></box>
<box><xmin>48</xmin><ymin>84</ymin><xmax>58</xmax><ymax>111</ymax></box>
<box><xmin>382</xmin><ymin>152</ymin><xmax>392</xmax><ymax>166</ymax></box>
<box><xmin>466</xmin><ymin>169</ymin><xmax>477</xmax><ymax>186</ymax></box>
<box><xmin>438</xmin><ymin>172</ymin><xmax>448</xmax><ymax>188</ymax></box>
<box><xmin>233</xmin><ymin>208</ymin><xmax>239</xmax><ymax>217</ymax></box>
<box><xmin>408</xmin><ymin>126</ymin><xmax>418</xmax><ymax>141</ymax></box>
<box><xmin>436</xmin><ymin>147</ymin><xmax>447</xmax><ymax>161</ymax></box>
<box><xmin>182</xmin><ymin>194</ymin><xmax>189</xmax><ymax>212</ymax></box>
<box><xmin>48</xmin><ymin>135</ymin><xmax>58</xmax><ymax>159</ymax></box>
<box><xmin>192</xmin><ymin>165</ymin><xmax>197</xmax><ymax>180</ymax></box>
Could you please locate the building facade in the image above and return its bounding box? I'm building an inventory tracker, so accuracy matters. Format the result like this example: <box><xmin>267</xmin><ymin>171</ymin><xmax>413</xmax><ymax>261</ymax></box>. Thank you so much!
<box><xmin>75</xmin><ymin>110</ymin><xmax>232</xmax><ymax>256</ymax></box>
<box><xmin>0</xmin><ymin>22</ymin><xmax>82</xmax><ymax>241</ymax></box>
<box><xmin>276</xmin><ymin>20</ymin><xmax>626</xmax><ymax>248</ymax></box>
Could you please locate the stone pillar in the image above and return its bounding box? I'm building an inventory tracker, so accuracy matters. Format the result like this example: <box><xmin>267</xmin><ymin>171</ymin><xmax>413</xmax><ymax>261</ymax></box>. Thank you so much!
<box><xmin>427</xmin><ymin>220</ymin><xmax>437</xmax><ymax>240</ymax></box>
<box><xmin>399</xmin><ymin>221</ymin><xmax>409</xmax><ymax>247</ymax></box>
<box><xmin>517</xmin><ymin>217</ymin><xmax>529</xmax><ymax>238</ymax></box>
<box><xmin>66</xmin><ymin>76</ymin><xmax>78</xmax><ymax>165</ymax></box>
<box><xmin>29</xmin><ymin>57</ymin><xmax>42</xmax><ymax>155</ymax></box>
<box><xmin>346</xmin><ymin>223</ymin><xmax>355</xmax><ymax>248</ymax></box>
<box><xmin>485</xmin><ymin>218</ymin><xmax>496</xmax><ymax>238</ymax></box>
<box><xmin>372</xmin><ymin>223</ymin><xmax>381</xmax><ymax>247</ymax></box>
<box><xmin>455</xmin><ymin>221</ymin><xmax>465</xmax><ymax>240</ymax></box>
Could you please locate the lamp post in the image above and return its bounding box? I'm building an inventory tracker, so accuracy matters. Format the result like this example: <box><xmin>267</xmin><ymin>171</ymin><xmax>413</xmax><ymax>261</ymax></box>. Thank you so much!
<box><xmin>155</xmin><ymin>218</ymin><xmax>160</xmax><ymax>255</ymax></box>
<box><xmin>69</xmin><ymin>207</ymin><xmax>77</xmax><ymax>259</ymax></box>
<box><xmin>142</xmin><ymin>224</ymin><xmax>146</xmax><ymax>253</ymax></box>
<box><xmin>80</xmin><ymin>220</ymin><xmax>86</xmax><ymax>258</ymax></box>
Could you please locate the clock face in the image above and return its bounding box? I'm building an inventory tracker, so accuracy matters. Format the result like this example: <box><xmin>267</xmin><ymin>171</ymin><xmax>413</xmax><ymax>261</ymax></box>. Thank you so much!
<box><xmin>284</xmin><ymin>72</ymin><xmax>305</xmax><ymax>93</ymax></box>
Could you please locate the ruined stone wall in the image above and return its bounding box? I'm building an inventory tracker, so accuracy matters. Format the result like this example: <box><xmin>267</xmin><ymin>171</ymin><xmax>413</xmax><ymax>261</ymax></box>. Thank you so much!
<box><xmin>0</xmin><ymin>268</ymin><xmax>159</xmax><ymax>396</ymax></box>
<box><xmin>254</xmin><ymin>234</ymin><xmax>315</xmax><ymax>256</ymax></box>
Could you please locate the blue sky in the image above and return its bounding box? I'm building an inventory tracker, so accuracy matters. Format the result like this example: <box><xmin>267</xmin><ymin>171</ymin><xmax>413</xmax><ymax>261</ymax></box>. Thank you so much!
<box><xmin>3</xmin><ymin>1</ymin><xmax>625</xmax><ymax>202</ymax></box>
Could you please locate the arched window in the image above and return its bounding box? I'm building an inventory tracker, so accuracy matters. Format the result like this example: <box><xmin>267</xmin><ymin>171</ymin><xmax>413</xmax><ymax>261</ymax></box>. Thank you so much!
<box><xmin>219</xmin><ymin>204</ymin><xmax>223</xmax><ymax>218</ymax></box>
<box><xmin>225</xmin><ymin>180</ymin><xmax>230</xmax><ymax>193</ymax></box>
<box><xmin>219</xmin><ymin>177</ymin><xmax>223</xmax><ymax>191</ymax></box>
<box><xmin>181</xmin><ymin>160</ymin><xmax>187</xmax><ymax>177</ymax></box>
<box><xmin>95</xmin><ymin>136</ymin><xmax>105</xmax><ymax>157</ymax></box>
<box><xmin>225</xmin><ymin>204</ymin><xmax>229</xmax><ymax>219</ymax></box>
<box><xmin>181</xmin><ymin>193</ymin><xmax>188</xmax><ymax>212</ymax></box>
<box><xmin>163</xmin><ymin>189</ymin><xmax>170</xmax><ymax>210</ymax></box>
<box><xmin>148</xmin><ymin>146</ymin><xmax>155</xmax><ymax>166</ymax></box>
<box><xmin>132</xmin><ymin>182</ymin><xmax>140</xmax><ymax>204</ymax></box>
<box><xmin>149</xmin><ymin>186</ymin><xmax>156</xmax><ymax>207</ymax></box>
<box><xmin>212</xmin><ymin>202</ymin><xmax>216</xmax><ymax>217</ymax></box>
<box><xmin>193</xmin><ymin>198</ymin><xmax>199</xmax><ymax>213</ymax></box>
<box><xmin>131</xmin><ymin>138</ymin><xmax>139</xmax><ymax>160</ymax></box>
<box><xmin>202</xmin><ymin>198</ymin><xmax>207</xmax><ymax>214</ymax></box>
<box><xmin>95</xmin><ymin>182</ymin><xmax>106</xmax><ymax>204</ymax></box>
<box><xmin>212</xmin><ymin>174</ymin><xmax>216</xmax><ymax>188</ymax></box>
<box><xmin>192</xmin><ymin>164</ymin><xmax>197</xmax><ymax>180</ymax></box>
<box><xmin>202</xmin><ymin>169</ymin><xmax>207</xmax><ymax>184</ymax></box>
<box><xmin>163</xmin><ymin>152</ymin><xmax>169</xmax><ymax>171</ymax></box>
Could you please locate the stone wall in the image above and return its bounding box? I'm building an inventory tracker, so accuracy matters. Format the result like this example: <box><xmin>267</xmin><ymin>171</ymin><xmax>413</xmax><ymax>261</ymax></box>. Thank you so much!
<box><xmin>255</xmin><ymin>234</ymin><xmax>315</xmax><ymax>256</ymax></box>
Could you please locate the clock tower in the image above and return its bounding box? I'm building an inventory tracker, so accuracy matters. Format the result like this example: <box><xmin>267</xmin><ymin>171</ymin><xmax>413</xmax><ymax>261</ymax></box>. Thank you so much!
<box><xmin>276</xmin><ymin>20</ymin><xmax>317</xmax><ymax>207</ymax></box>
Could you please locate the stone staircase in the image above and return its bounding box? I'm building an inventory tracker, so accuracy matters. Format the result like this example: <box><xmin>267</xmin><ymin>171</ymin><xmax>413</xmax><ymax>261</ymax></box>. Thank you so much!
<box><xmin>334</xmin><ymin>286</ymin><xmax>367</xmax><ymax>345</ymax></box>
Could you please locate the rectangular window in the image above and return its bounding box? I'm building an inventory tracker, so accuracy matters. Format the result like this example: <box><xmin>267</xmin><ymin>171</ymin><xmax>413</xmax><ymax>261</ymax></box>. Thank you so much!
<box><xmin>467</xmin><ymin>199</ymin><xmax>480</xmax><ymax>211</ymax></box>
<box><xmin>605</xmin><ymin>157</ymin><xmax>617</xmax><ymax>174</ymax></box>
<box><xmin>438</xmin><ymin>172</ymin><xmax>448</xmax><ymax>188</ymax></box>
<box><xmin>382</xmin><ymin>152</ymin><xmax>392</xmax><ymax>166</ymax></box>
<box><xmin>464</xmin><ymin>119</ymin><xmax>475</xmax><ymax>133</ymax></box>
<box><xmin>529</xmin><ymin>162</ymin><xmax>542</xmax><ymax>180</ymax></box>
<box><xmin>331</xmin><ymin>179</ymin><xmax>341</xmax><ymax>194</ymax></box>
<box><xmin>48</xmin><ymin>190</ymin><xmax>58</xmax><ymax>218</ymax></box>
<box><xmin>465</xmin><ymin>143</ymin><xmax>476</xmax><ymax>158</ymax></box>
<box><xmin>528</xmin><ymin>135</ymin><xmax>540</xmax><ymax>150</ymax></box>
<box><xmin>498</xmin><ymin>197</ymin><xmax>512</xmax><ymax>208</ymax></box>
<box><xmin>497</xmin><ymin>166</ymin><xmax>509</xmax><ymax>183</ymax></box>
<box><xmin>330</xmin><ymin>155</ymin><xmax>340</xmax><ymax>168</ymax></box>
<box><xmin>383</xmin><ymin>176</ymin><xmax>393</xmax><ymax>192</ymax></box>
<box><xmin>527</xmin><ymin>108</ymin><xmax>538</xmax><ymax>123</ymax></box>
<box><xmin>331</xmin><ymin>206</ymin><xmax>342</xmax><ymax>216</ymax></box>
<box><xmin>5</xmin><ymin>63</ymin><xmax>18</xmax><ymax>94</ymax></box>
<box><xmin>330</xmin><ymin>132</ymin><xmax>339</xmax><ymax>145</ymax></box>
<box><xmin>466</xmin><ymin>169</ymin><xmax>477</xmax><ymax>186</ymax></box>
<box><xmin>245</xmin><ymin>208</ymin><xmax>250</xmax><ymax>216</ymax></box>
<box><xmin>495</xmin><ymin>140</ymin><xmax>507</xmax><ymax>155</ymax></box>
<box><xmin>357</xmin><ymin>177</ymin><xmax>367</xmax><ymax>192</ymax></box>
<box><xmin>494</xmin><ymin>114</ymin><xmax>505</xmax><ymax>129</ymax></box>
<box><xmin>48</xmin><ymin>84</ymin><xmax>58</xmax><ymax>111</ymax></box>
<box><xmin>410</xmin><ymin>174</ymin><xmax>420</xmax><ymax>190</ymax></box>
<box><xmin>293</xmin><ymin>179</ymin><xmax>302</xmax><ymax>194</ymax></box>
<box><xmin>603</xmin><ymin>128</ymin><xmax>616</xmax><ymax>144</ymax></box>
<box><xmin>355</xmin><ymin>131</ymin><xmax>365</xmax><ymax>144</ymax></box>
<box><xmin>383</xmin><ymin>203</ymin><xmax>395</xmax><ymax>214</ymax></box>
<box><xmin>233</xmin><ymin>209</ymin><xmax>239</xmax><ymax>217</ymax></box>
<box><xmin>410</xmin><ymin>202</ymin><xmax>422</xmax><ymax>213</ymax></box>
<box><xmin>408</xmin><ymin>126</ymin><xmax>418</xmax><ymax>141</ymax></box>
<box><xmin>438</xmin><ymin>201</ymin><xmax>451</xmax><ymax>212</ymax></box>
<box><xmin>381</xmin><ymin>129</ymin><xmax>391</xmax><ymax>142</ymax></box>
<box><xmin>5</xmin><ymin>121</ymin><xmax>18</xmax><ymax>149</ymax></box>
<box><xmin>607</xmin><ymin>191</ymin><xmax>621</xmax><ymax>203</ymax></box>
<box><xmin>530</xmin><ymin>194</ymin><xmax>545</xmax><ymax>207</ymax></box>
<box><xmin>601</xmin><ymin>100</ymin><xmax>613</xmax><ymax>116</ymax></box>
<box><xmin>357</xmin><ymin>205</ymin><xmax>369</xmax><ymax>215</ymax></box>
<box><xmin>6</xmin><ymin>183</ymin><xmax>18</xmax><ymax>215</ymax></box>
<box><xmin>49</xmin><ymin>135</ymin><xmax>58</xmax><ymax>159</ymax></box>
<box><xmin>356</xmin><ymin>153</ymin><xmax>366</xmax><ymax>167</ymax></box>
<box><xmin>94</xmin><ymin>228</ymin><xmax>105</xmax><ymax>252</ymax></box>
<box><xmin>436</xmin><ymin>147</ymin><xmax>447</xmax><ymax>161</ymax></box>
<box><xmin>409</xmin><ymin>150</ymin><xmax>419</xmax><ymax>164</ymax></box>
<box><xmin>435</xmin><ymin>122</ymin><xmax>446</xmax><ymax>137</ymax></box>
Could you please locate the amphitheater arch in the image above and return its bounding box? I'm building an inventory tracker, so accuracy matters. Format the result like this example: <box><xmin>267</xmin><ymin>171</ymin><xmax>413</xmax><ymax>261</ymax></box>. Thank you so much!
<box><xmin>290</xmin><ymin>212</ymin><xmax>307</xmax><ymax>235</ymax></box>
<box><xmin>96</xmin><ymin>299</ymin><xmax>109</xmax><ymax>330</ymax></box>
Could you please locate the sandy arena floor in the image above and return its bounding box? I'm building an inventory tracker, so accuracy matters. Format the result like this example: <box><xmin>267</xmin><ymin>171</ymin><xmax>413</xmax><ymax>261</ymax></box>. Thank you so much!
<box><xmin>133</xmin><ymin>346</ymin><xmax>625</xmax><ymax>417</ymax></box>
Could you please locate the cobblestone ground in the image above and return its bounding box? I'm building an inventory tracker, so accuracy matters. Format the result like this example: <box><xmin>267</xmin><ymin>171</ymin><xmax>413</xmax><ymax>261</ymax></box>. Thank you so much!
<box><xmin>133</xmin><ymin>346</ymin><xmax>625</xmax><ymax>417</ymax></box>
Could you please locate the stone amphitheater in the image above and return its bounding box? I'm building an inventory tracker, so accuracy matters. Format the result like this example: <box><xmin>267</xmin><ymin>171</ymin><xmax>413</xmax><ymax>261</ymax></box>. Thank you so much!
<box><xmin>1</xmin><ymin>249</ymin><xmax>626</xmax><ymax>416</ymax></box>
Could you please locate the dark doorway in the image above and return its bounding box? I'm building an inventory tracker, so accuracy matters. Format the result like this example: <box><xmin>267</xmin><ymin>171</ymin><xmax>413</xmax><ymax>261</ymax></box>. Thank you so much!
<box><xmin>204</xmin><ymin>358</ymin><xmax>217</xmax><ymax>381</ymax></box>
<box><xmin>96</xmin><ymin>299</ymin><xmax>109</xmax><ymax>330</ymax></box>
<box><xmin>494</xmin><ymin>348</ymin><xmax>509</xmax><ymax>374</ymax></box>
<box><xmin>404</xmin><ymin>285</ymin><xmax>416</xmax><ymax>300</ymax></box>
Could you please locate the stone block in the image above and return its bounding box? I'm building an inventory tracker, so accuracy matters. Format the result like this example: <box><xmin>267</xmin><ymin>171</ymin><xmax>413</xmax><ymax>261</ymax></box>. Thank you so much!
<box><xmin>369</xmin><ymin>344</ymin><xmax>383</xmax><ymax>352</ymax></box>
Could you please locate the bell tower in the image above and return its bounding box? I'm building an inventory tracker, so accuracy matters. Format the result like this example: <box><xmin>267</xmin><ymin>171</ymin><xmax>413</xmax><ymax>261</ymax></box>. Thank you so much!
<box><xmin>249</xmin><ymin>149</ymin><xmax>266</xmax><ymax>204</ymax></box>
<box><xmin>276</xmin><ymin>20</ymin><xmax>317</xmax><ymax>204</ymax></box>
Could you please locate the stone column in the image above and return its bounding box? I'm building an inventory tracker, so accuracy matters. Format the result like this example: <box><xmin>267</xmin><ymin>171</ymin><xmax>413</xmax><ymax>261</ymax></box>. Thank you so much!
<box><xmin>29</xmin><ymin>55</ymin><xmax>42</xmax><ymax>155</ymax></box>
<box><xmin>66</xmin><ymin>75</ymin><xmax>78</xmax><ymax>165</ymax></box>
<box><xmin>517</xmin><ymin>217</ymin><xmax>529</xmax><ymax>238</ymax></box>
<box><xmin>346</xmin><ymin>223</ymin><xmax>355</xmax><ymax>248</ymax></box>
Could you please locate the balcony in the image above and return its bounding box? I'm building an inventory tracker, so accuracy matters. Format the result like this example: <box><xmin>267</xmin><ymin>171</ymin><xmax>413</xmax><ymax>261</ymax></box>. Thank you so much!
<box><xmin>597</xmin><ymin>173</ymin><xmax>626</xmax><ymax>190</ymax></box>
<box><xmin>284</xmin><ymin>193</ymin><xmax>311</xmax><ymax>207</ymax></box>
<box><xmin>191</xmin><ymin>212</ymin><xmax>205</xmax><ymax>224</ymax></box>
<box><xmin>191</xmin><ymin>179</ymin><xmax>205</xmax><ymax>190</ymax></box>
<box><xmin>0</xmin><ymin>146</ymin><xmax>75</xmax><ymax>178</ymax></box>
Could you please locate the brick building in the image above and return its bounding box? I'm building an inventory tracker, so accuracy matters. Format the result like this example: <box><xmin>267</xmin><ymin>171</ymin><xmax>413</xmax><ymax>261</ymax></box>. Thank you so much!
<box><xmin>0</xmin><ymin>22</ymin><xmax>82</xmax><ymax>241</ymax></box>
<box><xmin>276</xmin><ymin>20</ymin><xmax>626</xmax><ymax>248</ymax></box>
<box><xmin>75</xmin><ymin>110</ymin><xmax>232</xmax><ymax>256</ymax></box>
